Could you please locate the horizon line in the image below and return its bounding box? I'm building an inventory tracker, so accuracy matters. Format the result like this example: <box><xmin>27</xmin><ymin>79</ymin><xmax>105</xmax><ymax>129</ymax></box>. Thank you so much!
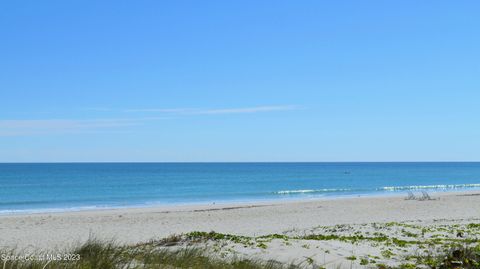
<box><xmin>1</xmin><ymin>161</ymin><xmax>479</xmax><ymax>164</ymax></box>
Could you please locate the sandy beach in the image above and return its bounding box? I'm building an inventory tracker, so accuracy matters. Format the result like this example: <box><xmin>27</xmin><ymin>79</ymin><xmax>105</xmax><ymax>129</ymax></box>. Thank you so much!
<box><xmin>2</xmin><ymin>191</ymin><xmax>480</xmax><ymax>266</ymax></box>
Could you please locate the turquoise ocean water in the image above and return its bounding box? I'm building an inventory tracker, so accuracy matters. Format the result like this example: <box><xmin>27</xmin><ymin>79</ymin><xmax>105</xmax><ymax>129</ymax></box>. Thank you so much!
<box><xmin>1</xmin><ymin>162</ymin><xmax>480</xmax><ymax>214</ymax></box>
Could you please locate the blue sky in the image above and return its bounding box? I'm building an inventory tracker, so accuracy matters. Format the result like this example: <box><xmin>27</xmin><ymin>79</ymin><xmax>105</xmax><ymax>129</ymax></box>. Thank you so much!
<box><xmin>1</xmin><ymin>1</ymin><xmax>480</xmax><ymax>162</ymax></box>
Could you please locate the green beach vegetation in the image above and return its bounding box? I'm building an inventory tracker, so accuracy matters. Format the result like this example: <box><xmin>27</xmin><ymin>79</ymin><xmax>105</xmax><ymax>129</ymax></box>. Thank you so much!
<box><xmin>2</xmin><ymin>221</ymin><xmax>480</xmax><ymax>268</ymax></box>
<box><xmin>0</xmin><ymin>238</ymin><xmax>300</xmax><ymax>269</ymax></box>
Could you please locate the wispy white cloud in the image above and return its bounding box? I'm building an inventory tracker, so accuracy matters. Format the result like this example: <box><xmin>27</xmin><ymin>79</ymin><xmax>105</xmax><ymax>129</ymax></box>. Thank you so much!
<box><xmin>0</xmin><ymin>117</ymin><xmax>164</xmax><ymax>136</ymax></box>
<box><xmin>125</xmin><ymin>105</ymin><xmax>300</xmax><ymax>115</ymax></box>
<box><xmin>1</xmin><ymin>105</ymin><xmax>300</xmax><ymax>136</ymax></box>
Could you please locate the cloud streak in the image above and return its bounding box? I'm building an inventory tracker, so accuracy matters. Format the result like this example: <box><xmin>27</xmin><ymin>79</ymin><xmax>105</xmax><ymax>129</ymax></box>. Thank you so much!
<box><xmin>1</xmin><ymin>105</ymin><xmax>300</xmax><ymax>136</ymax></box>
<box><xmin>0</xmin><ymin>117</ymin><xmax>164</xmax><ymax>136</ymax></box>
<box><xmin>125</xmin><ymin>105</ymin><xmax>299</xmax><ymax>115</ymax></box>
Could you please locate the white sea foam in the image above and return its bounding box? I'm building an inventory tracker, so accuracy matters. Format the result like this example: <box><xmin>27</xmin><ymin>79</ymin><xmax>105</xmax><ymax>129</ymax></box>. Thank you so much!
<box><xmin>0</xmin><ymin>205</ymin><xmax>116</xmax><ymax>215</ymax></box>
<box><xmin>275</xmin><ymin>183</ymin><xmax>480</xmax><ymax>195</ymax></box>
<box><xmin>275</xmin><ymin>188</ymin><xmax>353</xmax><ymax>194</ymax></box>
<box><xmin>379</xmin><ymin>183</ymin><xmax>480</xmax><ymax>191</ymax></box>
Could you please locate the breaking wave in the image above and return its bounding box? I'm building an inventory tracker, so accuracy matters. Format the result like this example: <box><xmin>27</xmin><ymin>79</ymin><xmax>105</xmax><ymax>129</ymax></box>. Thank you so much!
<box><xmin>379</xmin><ymin>183</ymin><xmax>480</xmax><ymax>191</ymax></box>
<box><xmin>275</xmin><ymin>188</ymin><xmax>356</xmax><ymax>194</ymax></box>
<box><xmin>275</xmin><ymin>183</ymin><xmax>480</xmax><ymax>195</ymax></box>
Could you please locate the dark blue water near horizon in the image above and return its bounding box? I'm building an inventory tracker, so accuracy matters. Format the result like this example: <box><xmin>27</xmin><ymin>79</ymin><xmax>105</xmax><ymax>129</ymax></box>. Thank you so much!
<box><xmin>1</xmin><ymin>162</ymin><xmax>480</xmax><ymax>214</ymax></box>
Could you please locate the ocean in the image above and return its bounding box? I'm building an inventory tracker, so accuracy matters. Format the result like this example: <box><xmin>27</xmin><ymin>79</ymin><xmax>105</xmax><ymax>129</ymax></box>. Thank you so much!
<box><xmin>1</xmin><ymin>162</ymin><xmax>480</xmax><ymax>214</ymax></box>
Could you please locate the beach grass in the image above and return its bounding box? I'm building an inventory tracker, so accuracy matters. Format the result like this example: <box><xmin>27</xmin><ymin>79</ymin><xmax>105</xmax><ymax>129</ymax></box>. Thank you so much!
<box><xmin>2</xmin><ymin>213</ymin><xmax>480</xmax><ymax>269</ymax></box>
<box><xmin>0</xmin><ymin>237</ymin><xmax>302</xmax><ymax>269</ymax></box>
<box><xmin>2</xmin><ymin>233</ymin><xmax>480</xmax><ymax>269</ymax></box>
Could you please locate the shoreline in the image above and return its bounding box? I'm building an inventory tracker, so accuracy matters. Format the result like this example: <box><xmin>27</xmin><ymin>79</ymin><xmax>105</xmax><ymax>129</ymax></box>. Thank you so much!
<box><xmin>1</xmin><ymin>190</ymin><xmax>480</xmax><ymax>251</ymax></box>
<box><xmin>2</xmin><ymin>187</ymin><xmax>480</xmax><ymax>217</ymax></box>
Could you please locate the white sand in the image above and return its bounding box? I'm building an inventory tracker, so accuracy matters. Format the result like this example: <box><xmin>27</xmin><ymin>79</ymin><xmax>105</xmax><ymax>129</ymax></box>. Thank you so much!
<box><xmin>1</xmin><ymin>191</ymin><xmax>479</xmax><ymax>253</ymax></box>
